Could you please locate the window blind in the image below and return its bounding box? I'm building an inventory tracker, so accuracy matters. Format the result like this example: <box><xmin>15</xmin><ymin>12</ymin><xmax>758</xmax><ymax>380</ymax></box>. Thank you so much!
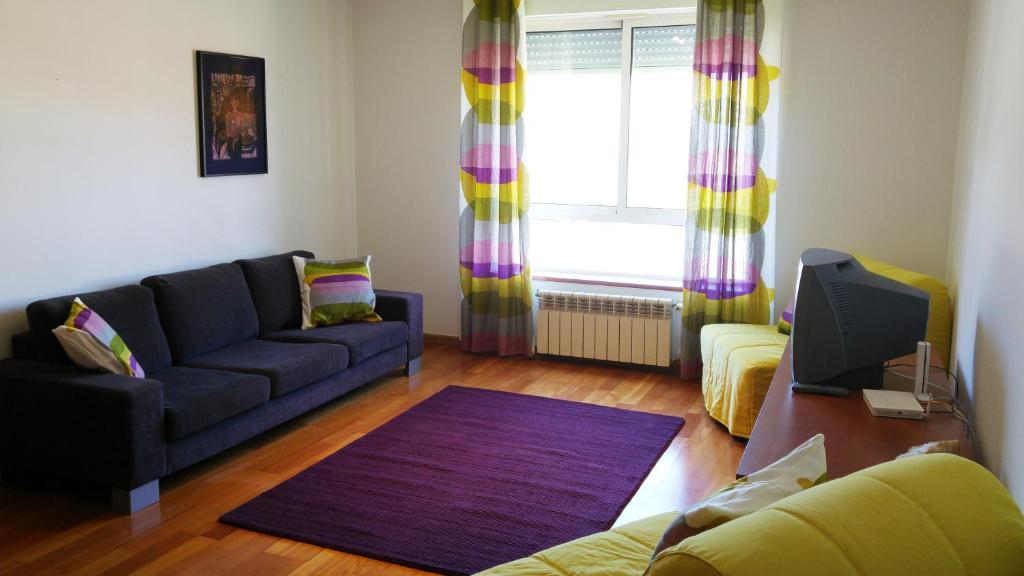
<box><xmin>632</xmin><ymin>25</ymin><xmax>695</xmax><ymax>68</ymax></box>
<box><xmin>526</xmin><ymin>25</ymin><xmax>695</xmax><ymax>71</ymax></box>
<box><xmin>526</xmin><ymin>29</ymin><xmax>622</xmax><ymax>70</ymax></box>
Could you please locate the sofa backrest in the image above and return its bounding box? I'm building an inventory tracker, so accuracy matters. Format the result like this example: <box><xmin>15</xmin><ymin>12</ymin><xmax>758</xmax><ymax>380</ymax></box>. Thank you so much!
<box><xmin>141</xmin><ymin>263</ymin><xmax>259</xmax><ymax>362</ymax></box>
<box><xmin>856</xmin><ymin>254</ymin><xmax>953</xmax><ymax>368</ymax></box>
<box><xmin>235</xmin><ymin>250</ymin><xmax>314</xmax><ymax>337</ymax></box>
<box><xmin>26</xmin><ymin>285</ymin><xmax>173</xmax><ymax>373</ymax></box>
<box><xmin>646</xmin><ymin>454</ymin><xmax>1024</xmax><ymax>576</ymax></box>
<box><xmin>10</xmin><ymin>332</ymin><xmax>37</xmax><ymax>360</ymax></box>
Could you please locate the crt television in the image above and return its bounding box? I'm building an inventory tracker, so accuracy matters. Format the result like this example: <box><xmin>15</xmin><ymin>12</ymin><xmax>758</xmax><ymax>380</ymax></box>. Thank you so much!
<box><xmin>790</xmin><ymin>248</ymin><xmax>930</xmax><ymax>396</ymax></box>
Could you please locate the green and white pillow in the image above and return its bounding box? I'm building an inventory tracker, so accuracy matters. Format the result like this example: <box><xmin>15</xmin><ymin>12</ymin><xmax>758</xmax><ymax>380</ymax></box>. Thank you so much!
<box><xmin>52</xmin><ymin>297</ymin><xmax>145</xmax><ymax>378</ymax></box>
<box><xmin>651</xmin><ymin>434</ymin><xmax>827</xmax><ymax>559</ymax></box>
<box><xmin>293</xmin><ymin>255</ymin><xmax>381</xmax><ymax>328</ymax></box>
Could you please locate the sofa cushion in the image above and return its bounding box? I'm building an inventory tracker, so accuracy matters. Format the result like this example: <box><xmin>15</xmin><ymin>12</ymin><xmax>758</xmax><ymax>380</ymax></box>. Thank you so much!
<box><xmin>142</xmin><ymin>263</ymin><xmax>259</xmax><ymax>362</ymax></box>
<box><xmin>27</xmin><ymin>285</ymin><xmax>172</xmax><ymax>374</ymax></box>
<box><xmin>155</xmin><ymin>366</ymin><xmax>271</xmax><ymax>440</ymax></box>
<box><xmin>236</xmin><ymin>250</ymin><xmax>314</xmax><ymax>337</ymax></box>
<box><xmin>265</xmin><ymin>321</ymin><xmax>409</xmax><ymax>365</ymax></box>
<box><xmin>182</xmin><ymin>339</ymin><xmax>348</xmax><ymax>397</ymax></box>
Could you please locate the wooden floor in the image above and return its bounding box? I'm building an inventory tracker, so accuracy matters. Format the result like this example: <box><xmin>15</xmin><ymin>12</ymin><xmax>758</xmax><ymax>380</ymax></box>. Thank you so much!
<box><xmin>0</xmin><ymin>339</ymin><xmax>745</xmax><ymax>575</ymax></box>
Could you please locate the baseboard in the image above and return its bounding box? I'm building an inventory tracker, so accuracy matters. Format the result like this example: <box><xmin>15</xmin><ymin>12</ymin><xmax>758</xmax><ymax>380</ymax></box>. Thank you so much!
<box><xmin>424</xmin><ymin>333</ymin><xmax>460</xmax><ymax>345</ymax></box>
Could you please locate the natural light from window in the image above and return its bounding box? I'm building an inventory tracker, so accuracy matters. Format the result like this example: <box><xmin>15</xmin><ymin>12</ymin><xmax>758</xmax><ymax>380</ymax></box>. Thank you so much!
<box><xmin>627</xmin><ymin>27</ymin><xmax>693</xmax><ymax>210</ymax></box>
<box><xmin>526</xmin><ymin>21</ymin><xmax>694</xmax><ymax>284</ymax></box>
<box><xmin>527</xmin><ymin>29</ymin><xmax>621</xmax><ymax>207</ymax></box>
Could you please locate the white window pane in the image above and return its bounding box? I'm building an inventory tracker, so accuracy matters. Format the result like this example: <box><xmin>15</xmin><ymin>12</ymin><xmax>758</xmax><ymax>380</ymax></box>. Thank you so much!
<box><xmin>626</xmin><ymin>25</ymin><xmax>695</xmax><ymax>210</ymax></box>
<box><xmin>526</xmin><ymin>30</ymin><xmax>622</xmax><ymax>207</ymax></box>
<box><xmin>532</xmin><ymin>219</ymin><xmax>684</xmax><ymax>281</ymax></box>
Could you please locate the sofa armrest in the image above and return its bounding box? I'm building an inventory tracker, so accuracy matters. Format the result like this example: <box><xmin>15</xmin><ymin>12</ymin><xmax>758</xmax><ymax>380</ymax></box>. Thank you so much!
<box><xmin>374</xmin><ymin>290</ymin><xmax>424</xmax><ymax>360</ymax></box>
<box><xmin>0</xmin><ymin>359</ymin><xmax>166</xmax><ymax>489</ymax></box>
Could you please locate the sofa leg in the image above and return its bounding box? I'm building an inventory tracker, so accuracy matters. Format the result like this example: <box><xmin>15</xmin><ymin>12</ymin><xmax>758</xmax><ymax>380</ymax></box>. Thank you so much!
<box><xmin>111</xmin><ymin>479</ymin><xmax>160</xmax><ymax>514</ymax></box>
<box><xmin>405</xmin><ymin>357</ymin><xmax>422</xmax><ymax>376</ymax></box>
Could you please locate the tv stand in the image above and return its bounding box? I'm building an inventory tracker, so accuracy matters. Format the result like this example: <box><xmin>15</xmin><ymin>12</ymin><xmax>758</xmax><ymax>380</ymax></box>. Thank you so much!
<box><xmin>738</xmin><ymin>342</ymin><xmax>973</xmax><ymax>479</ymax></box>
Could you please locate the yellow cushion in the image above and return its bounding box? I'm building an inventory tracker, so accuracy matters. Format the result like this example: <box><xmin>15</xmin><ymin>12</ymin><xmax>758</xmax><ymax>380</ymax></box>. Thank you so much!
<box><xmin>647</xmin><ymin>454</ymin><xmax>1024</xmax><ymax>576</ymax></box>
<box><xmin>856</xmin><ymin>254</ymin><xmax>954</xmax><ymax>367</ymax></box>
<box><xmin>700</xmin><ymin>324</ymin><xmax>787</xmax><ymax>438</ymax></box>
<box><xmin>475</xmin><ymin>512</ymin><xmax>676</xmax><ymax>576</ymax></box>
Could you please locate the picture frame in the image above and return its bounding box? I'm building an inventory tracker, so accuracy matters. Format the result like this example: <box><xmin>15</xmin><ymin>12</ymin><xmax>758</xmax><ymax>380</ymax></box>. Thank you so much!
<box><xmin>195</xmin><ymin>51</ymin><xmax>268</xmax><ymax>176</ymax></box>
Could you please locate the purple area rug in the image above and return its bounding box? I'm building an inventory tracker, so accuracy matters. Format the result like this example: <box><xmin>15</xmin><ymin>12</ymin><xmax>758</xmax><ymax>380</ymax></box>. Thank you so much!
<box><xmin>221</xmin><ymin>386</ymin><xmax>684</xmax><ymax>575</ymax></box>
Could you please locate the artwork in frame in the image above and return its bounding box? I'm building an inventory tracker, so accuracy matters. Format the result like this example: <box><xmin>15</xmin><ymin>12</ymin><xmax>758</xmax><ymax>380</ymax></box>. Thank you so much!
<box><xmin>196</xmin><ymin>51</ymin><xmax>268</xmax><ymax>176</ymax></box>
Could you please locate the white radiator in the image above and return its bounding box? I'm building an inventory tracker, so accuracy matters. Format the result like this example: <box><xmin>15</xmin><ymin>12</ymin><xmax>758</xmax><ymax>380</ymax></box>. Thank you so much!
<box><xmin>535</xmin><ymin>290</ymin><xmax>674</xmax><ymax>367</ymax></box>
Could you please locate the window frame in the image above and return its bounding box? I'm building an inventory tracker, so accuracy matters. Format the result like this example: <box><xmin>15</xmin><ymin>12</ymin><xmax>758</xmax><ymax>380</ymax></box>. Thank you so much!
<box><xmin>526</xmin><ymin>11</ymin><xmax>697</xmax><ymax>227</ymax></box>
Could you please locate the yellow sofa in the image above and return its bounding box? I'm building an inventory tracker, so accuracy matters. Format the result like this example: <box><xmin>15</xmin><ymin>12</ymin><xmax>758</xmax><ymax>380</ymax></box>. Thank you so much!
<box><xmin>476</xmin><ymin>454</ymin><xmax>1024</xmax><ymax>575</ymax></box>
<box><xmin>700</xmin><ymin>255</ymin><xmax>953</xmax><ymax>438</ymax></box>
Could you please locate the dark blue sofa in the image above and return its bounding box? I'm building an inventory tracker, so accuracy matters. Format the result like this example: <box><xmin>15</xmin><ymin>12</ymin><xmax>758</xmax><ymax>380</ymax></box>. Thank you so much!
<box><xmin>0</xmin><ymin>251</ymin><xmax>423</xmax><ymax>513</ymax></box>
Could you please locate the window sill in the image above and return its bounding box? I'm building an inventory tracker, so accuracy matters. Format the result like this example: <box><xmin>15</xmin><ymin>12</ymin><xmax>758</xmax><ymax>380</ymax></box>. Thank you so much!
<box><xmin>532</xmin><ymin>272</ymin><xmax>682</xmax><ymax>292</ymax></box>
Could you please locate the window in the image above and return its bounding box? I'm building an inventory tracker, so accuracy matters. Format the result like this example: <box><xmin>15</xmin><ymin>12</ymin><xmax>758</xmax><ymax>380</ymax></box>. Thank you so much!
<box><xmin>526</xmin><ymin>15</ymin><xmax>695</xmax><ymax>285</ymax></box>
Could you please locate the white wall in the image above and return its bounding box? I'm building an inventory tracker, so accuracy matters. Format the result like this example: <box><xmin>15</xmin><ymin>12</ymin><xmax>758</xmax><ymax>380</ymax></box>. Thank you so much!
<box><xmin>0</xmin><ymin>0</ymin><xmax>358</xmax><ymax>358</ymax></box>
<box><xmin>946</xmin><ymin>0</ymin><xmax>1024</xmax><ymax>503</ymax></box>
<box><xmin>774</xmin><ymin>0</ymin><xmax>970</xmax><ymax>309</ymax></box>
<box><xmin>352</xmin><ymin>0</ymin><xmax>464</xmax><ymax>337</ymax></box>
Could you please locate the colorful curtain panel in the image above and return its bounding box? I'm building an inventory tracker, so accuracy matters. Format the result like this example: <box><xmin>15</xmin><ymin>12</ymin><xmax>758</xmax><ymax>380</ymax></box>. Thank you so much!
<box><xmin>680</xmin><ymin>0</ymin><xmax>780</xmax><ymax>378</ymax></box>
<box><xmin>459</xmin><ymin>0</ymin><xmax>532</xmax><ymax>356</ymax></box>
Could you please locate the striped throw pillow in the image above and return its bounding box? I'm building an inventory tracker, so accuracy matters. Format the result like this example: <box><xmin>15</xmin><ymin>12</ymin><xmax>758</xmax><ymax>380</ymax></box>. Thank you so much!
<box><xmin>51</xmin><ymin>297</ymin><xmax>145</xmax><ymax>377</ymax></box>
<box><xmin>293</xmin><ymin>256</ymin><xmax>381</xmax><ymax>328</ymax></box>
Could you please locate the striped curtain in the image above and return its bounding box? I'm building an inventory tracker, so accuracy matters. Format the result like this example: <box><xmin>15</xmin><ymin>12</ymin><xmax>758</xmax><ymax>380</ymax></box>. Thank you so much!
<box><xmin>459</xmin><ymin>0</ymin><xmax>532</xmax><ymax>356</ymax></box>
<box><xmin>680</xmin><ymin>0</ymin><xmax>780</xmax><ymax>378</ymax></box>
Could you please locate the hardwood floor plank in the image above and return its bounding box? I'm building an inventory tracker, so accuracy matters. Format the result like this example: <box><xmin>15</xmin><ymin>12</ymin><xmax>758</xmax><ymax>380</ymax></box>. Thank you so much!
<box><xmin>0</xmin><ymin>340</ymin><xmax>744</xmax><ymax>575</ymax></box>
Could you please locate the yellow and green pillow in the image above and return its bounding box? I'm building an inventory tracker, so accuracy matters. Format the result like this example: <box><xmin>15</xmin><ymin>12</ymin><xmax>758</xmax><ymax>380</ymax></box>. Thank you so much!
<box><xmin>293</xmin><ymin>255</ymin><xmax>381</xmax><ymax>328</ymax></box>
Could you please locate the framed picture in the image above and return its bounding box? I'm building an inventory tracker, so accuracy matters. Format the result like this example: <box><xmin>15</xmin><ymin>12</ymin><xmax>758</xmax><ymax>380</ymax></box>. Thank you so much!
<box><xmin>196</xmin><ymin>51</ymin><xmax>268</xmax><ymax>176</ymax></box>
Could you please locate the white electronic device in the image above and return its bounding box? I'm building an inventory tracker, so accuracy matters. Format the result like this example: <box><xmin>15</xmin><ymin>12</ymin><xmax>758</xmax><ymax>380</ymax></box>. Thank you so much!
<box><xmin>863</xmin><ymin>389</ymin><xmax>926</xmax><ymax>420</ymax></box>
<box><xmin>913</xmin><ymin>341</ymin><xmax>932</xmax><ymax>403</ymax></box>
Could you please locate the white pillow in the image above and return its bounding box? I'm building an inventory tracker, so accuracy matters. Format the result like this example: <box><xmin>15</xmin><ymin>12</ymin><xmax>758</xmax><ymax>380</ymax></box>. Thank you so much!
<box><xmin>685</xmin><ymin>433</ymin><xmax>827</xmax><ymax>528</ymax></box>
<box><xmin>649</xmin><ymin>434</ymin><xmax>828</xmax><ymax>563</ymax></box>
